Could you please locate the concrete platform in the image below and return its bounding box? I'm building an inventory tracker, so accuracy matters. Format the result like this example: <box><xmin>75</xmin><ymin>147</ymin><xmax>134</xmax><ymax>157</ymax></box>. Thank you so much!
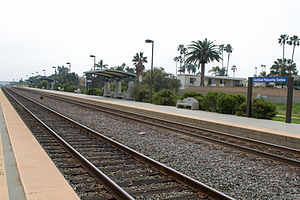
<box><xmin>27</xmin><ymin>87</ymin><xmax>300</xmax><ymax>150</ymax></box>
<box><xmin>0</xmin><ymin>90</ymin><xmax>79</xmax><ymax>200</ymax></box>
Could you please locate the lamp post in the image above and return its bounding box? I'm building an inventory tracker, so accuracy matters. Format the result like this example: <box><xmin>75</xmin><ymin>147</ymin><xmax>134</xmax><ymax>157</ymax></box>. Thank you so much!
<box><xmin>53</xmin><ymin>66</ymin><xmax>57</xmax><ymax>88</ymax></box>
<box><xmin>42</xmin><ymin>69</ymin><xmax>46</xmax><ymax>77</ymax></box>
<box><xmin>145</xmin><ymin>39</ymin><xmax>154</xmax><ymax>103</ymax></box>
<box><xmin>90</xmin><ymin>55</ymin><xmax>96</xmax><ymax>70</ymax></box>
<box><xmin>90</xmin><ymin>55</ymin><xmax>96</xmax><ymax>94</ymax></box>
<box><xmin>66</xmin><ymin>62</ymin><xmax>71</xmax><ymax>73</ymax></box>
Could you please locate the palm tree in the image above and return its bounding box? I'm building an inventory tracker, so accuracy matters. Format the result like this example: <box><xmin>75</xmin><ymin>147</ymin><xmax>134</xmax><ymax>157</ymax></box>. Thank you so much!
<box><xmin>270</xmin><ymin>58</ymin><xmax>297</xmax><ymax>77</ymax></box>
<box><xmin>132</xmin><ymin>52</ymin><xmax>147</xmax><ymax>76</ymax></box>
<box><xmin>186</xmin><ymin>63</ymin><xmax>195</xmax><ymax>74</ymax></box>
<box><xmin>173</xmin><ymin>56</ymin><xmax>180</xmax><ymax>75</ymax></box>
<box><xmin>219</xmin><ymin>44</ymin><xmax>225</xmax><ymax>69</ymax></box>
<box><xmin>224</xmin><ymin>44</ymin><xmax>233</xmax><ymax>76</ymax></box>
<box><xmin>96</xmin><ymin>59</ymin><xmax>108</xmax><ymax>69</ymax></box>
<box><xmin>208</xmin><ymin>66</ymin><xmax>221</xmax><ymax>76</ymax></box>
<box><xmin>178</xmin><ymin>44</ymin><xmax>187</xmax><ymax>69</ymax></box>
<box><xmin>287</xmin><ymin>35</ymin><xmax>300</xmax><ymax>62</ymax></box>
<box><xmin>186</xmin><ymin>39</ymin><xmax>221</xmax><ymax>86</ymax></box>
<box><xmin>278</xmin><ymin>34</ymin><xmax>289</xmax><ymax>59</ymax></box>
<box><xmin>231</xmin><ymin>65</ymin><xmax>237</xmax><ymax>77</ymax></box>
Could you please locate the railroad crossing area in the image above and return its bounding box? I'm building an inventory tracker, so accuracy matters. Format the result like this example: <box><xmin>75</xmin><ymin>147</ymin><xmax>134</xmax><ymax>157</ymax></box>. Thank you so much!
<box><xmin>0</xmin><ymin>87</ymin><xmax>299</xmax><ymax>199</ymax></box>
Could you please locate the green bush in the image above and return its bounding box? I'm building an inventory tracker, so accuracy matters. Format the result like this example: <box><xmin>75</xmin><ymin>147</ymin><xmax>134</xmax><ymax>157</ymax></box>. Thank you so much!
<box><xmin>180</xmin><ymin>91</ymin><xmax>202</xmax><ymax>100</ymax></box>
<box><xmin>251</xmin><ymin>98</ymin><xmax>277</xmax><ymax>119</ymax></box>
<box><xmin>152</xmin><ymin>89</ymin><xmax>178</xmax><ymax>106</ymax></box>
<box><xmin>235</xmin><ymin>101</ymin><xmax>247</xmax><ymax>116</ymax></box>
<box><xmin>87</xmin><ymin>88</ymin><xmax>103</xmax><ymax>96</ymax></box>
<box><xmin>216</xmin><ymin>93</ymin><xmax>246</xmax><ymax>114</ymax></box>
<box><xmin>202</xmin><ymin>91</ymin><xmax>223</xmax><ymax>112</ymax></box>
<box><xmin>132</xmin><ymin>84</ymin><xmax>151</xmax><ymax>103</ymax></box>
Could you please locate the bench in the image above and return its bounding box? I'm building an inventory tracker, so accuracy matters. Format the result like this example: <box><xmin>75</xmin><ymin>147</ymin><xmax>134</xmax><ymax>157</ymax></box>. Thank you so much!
<box><xmin>176</xmin><ymin>97</ymin><xmax>199</xmax><ymax>110</ymax></box>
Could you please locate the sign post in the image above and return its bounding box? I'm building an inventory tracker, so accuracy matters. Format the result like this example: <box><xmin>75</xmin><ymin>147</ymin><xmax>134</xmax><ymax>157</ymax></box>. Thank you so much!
<box><xmin>247</xmin><ymin>76</ymin><xmax>294</xmax><ymax>123</ymax></box>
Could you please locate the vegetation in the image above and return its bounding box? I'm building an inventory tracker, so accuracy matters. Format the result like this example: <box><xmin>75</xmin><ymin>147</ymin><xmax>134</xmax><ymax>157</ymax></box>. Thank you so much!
<box><xmin>278</xmin><ymin>34</ymin><xmax>289</xmax><ymax>59</ymax></box>
<box><xmin>131</xmin><ymin>67</ymin><xmax>181</xmax><ymax>103</ymax></box>
<box><xmin>224</xmin><ymin>44</ymin><xmax>233</xmax><ymax>76</ymax></box>
<box><xmin>251</xmin><ymin>98</ymin><xmax>277</xmax><ymax>119</ymax></box>
<box><xmin>132</xmin><ymin>52</ymin><xmax>147</xmax><ymax>76</ymax></box>
<box><xmin>185</xmin><ymin>39</ymin><xmax>221</xmax><ymax>86</ymax></box>
<box><xmin>287</xmin><ymin>35</ymin><xmax>300</xmax><ymax>62</ymax></box>
<box><xmin>152</xmin><ymin>89</ymin><xmax>178</xmax><ymax>106</ymax></box>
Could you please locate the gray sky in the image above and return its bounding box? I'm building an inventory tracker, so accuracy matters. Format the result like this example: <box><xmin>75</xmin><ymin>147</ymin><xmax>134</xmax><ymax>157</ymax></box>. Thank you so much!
<box><xmin>1</xmin><ymin>0</ymin><xmax>299</xmax><ymax>81</ymax></box>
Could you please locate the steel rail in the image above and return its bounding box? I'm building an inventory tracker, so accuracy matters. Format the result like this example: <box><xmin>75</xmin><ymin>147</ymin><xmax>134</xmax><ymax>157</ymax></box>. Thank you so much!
<box><xmin>15</xmin><ymin>87</ymin><xmax>300</xmax><ymax>167</ymax></box>
<box><xmin>5</xmin><ymin>87</ymin><xmax>235</xmax><ymax>200</ymax></box>
<box><xmin>3</xmin><ymin>88</ymin><xmax>135</xmax><ymax>200</ymax></box>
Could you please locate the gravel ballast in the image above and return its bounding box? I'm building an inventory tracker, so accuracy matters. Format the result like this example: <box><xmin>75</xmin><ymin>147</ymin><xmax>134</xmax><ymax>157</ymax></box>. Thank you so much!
<box><xmin>16</xmin><ymin>89</ymin><xmax>300</xmax><ymax>199</ymax></box>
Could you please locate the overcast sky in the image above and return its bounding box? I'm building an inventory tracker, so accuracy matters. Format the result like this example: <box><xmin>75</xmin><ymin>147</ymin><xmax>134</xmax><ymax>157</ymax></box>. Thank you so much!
<box><xmin>1</xmin><ymin>0</ymin><xmax>299</xmax><ymax>81</ymax></box>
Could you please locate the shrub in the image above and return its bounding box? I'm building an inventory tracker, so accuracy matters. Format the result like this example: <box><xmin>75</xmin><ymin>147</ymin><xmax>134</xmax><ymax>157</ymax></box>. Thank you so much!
<box><xmin>180</xmin><ymin>91</ymin><xmax>202</xmax><ymax>100</ymax></box>
<box><xmin>252</xmin><ymin>98</ymin><xmax>277</xmax><ymax>119</ymax></box>
<box><xmin>87</xmin><ymin>88</ymin><xmax>103</xmax><ymax>96</ymax></box>
<box><xmin>216</xmin><ymin>93</ymin><xmax>236</xmax><ymax>114</ymax></box>
<box><xmin>152</xmin><ymin>89</ymin><xmax>178</xmax><ymax>106</ymax></box>
<box><xmin>131</xmin><ymin>84</ymin><xmax>151</xmax><ymax>103</ymax></box>
<box><xmin>235</xmin><ymin>101</ymin><xmax>247</xmax><ymax>116</ymax></box>
<box><xmin>202</xmin><ymin>91</ymin><xmax>223</xmax><ymax>112</ymax></box>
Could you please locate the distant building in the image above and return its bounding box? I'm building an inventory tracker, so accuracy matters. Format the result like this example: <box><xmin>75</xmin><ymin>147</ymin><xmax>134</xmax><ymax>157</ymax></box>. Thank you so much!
<box><xmin>177</xmin><ymin>74</ymin><xmax>246</xmax><ymax>89</ymax></box>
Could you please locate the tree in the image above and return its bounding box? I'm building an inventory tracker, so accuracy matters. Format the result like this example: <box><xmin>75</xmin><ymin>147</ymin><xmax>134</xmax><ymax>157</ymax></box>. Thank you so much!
<box><xmin>177</xmin><ymin>44</ymin><xmax>187</xmax><ymax>71</ymax></box>
<box><xmin>185</xmin><ymin>63</ymin><xmax>195</xmax><ymax>74</ymax></box>
<box><xmin>269</xmin><ymin>58</ymin><xmax>298</xmax><ymax>77</ymax></box>
<box><xmin>278</xmin><ymin>34</ymin><xmax>289</xmax><ymax>59</ymax></box>
<box><xmin>132</xmin><ymin>52</ymin><xmax>147</xmax><ymax>76</ymax></box>
<box><xmin>111</xmin><ymin>63</ymin><xmax>126</xmax><ymax>71</ymax></box>
<box><xmin>219</xmin><ymin>44</ymin><xmax>225</xmax><ymax>69</ymax></box>
<box><xmin>208</xmin><ymin>66</ymin><xmax>221</xmax><ymax>76</ymax></box>
<box><xmin>186</xmin><ymin>39</ymin><xmax>221</xmax><ymax>86</ymax></box>
<box><xmin>224</xmin><ymin>44</ymin><xmax>233</xmax><ymax>76</ymax></box>
<box><xmin>208</xmin><ymin>66</ymin><xmax>226</xmax><ymax>76</ymax></box>
<box><xmin>231</xmin><ymin>65</ymin><xmax>237</xmax><ymax>77</ymax></box>
<box><xmin>173</xmin><ymin>56</ymin><xmax>181</xmax><ymax>75</ymax></box>
<box><xmin>96</xmin><ymin>59</ymin><xmax>108</xmax><ymax>69</ymax></box>
<box><xmin>287</xmin><ymin>35</ymin><xmax>300</xmax><ymax>62</ymax></box>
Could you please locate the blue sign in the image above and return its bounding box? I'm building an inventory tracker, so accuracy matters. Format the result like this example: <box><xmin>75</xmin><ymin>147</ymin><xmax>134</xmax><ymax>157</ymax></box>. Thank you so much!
<box><xmin>252</xmin><ymin>77</ymin><xmax>288</xmax><ymax>83</ymax></box>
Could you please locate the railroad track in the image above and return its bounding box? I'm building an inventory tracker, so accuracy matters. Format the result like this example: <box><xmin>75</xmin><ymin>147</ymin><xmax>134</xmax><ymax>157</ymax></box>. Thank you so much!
<box><xmin>12</xmin><ymin>87</ymin><xmax>300</xmax><ymax>168</ymax></box>
<box><xmin>3</xmin><ymin>87</ymin><xmax>234</xmax><ymax>199</ymax></box>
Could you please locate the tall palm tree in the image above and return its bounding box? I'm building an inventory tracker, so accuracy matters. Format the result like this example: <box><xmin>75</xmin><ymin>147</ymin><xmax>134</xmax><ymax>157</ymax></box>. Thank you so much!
<box><xmin>224</xmin><ymin>44</ymin><xmax>233</xmax><ymax>76</ymax></box>
<box><xmin>287</xmin><ymin>35</ymin><xmax>300</xmax><ymax>62</ymax></box>
<box><xmin>231</xmin><ymin>65</ymin><xmax>237</xmax><ymax>77</ymax></box>
<box><xmin>173</xmin><ymin>56</ymin><xmax>180</xmax><ymax>75</ymax></box>
<box><xmin>177</xmin><ymin>44</ymin><xmax>187</xmax><ymax>70</ymax></box>
<box><xmin>186</xmin><ymin>39</ymin><xmax>221</xmax><ymax>86</ymax></box>
<box><xmin>132</xmin><ymin>52</ymin><xmax>147</xmax><ymax>76</ymax></box>
<box><xmin>278</xmin><ymin>34</ymin><xmax>289</xmax><ymax>59</ymax></box>
<box><xmin>219</xmin><ymin>44</ymin><xmax>225</xmax><ymax>69</ymax></box>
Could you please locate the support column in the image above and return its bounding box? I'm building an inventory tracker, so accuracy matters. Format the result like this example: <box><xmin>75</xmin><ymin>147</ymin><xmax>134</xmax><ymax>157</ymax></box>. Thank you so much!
<box><xmin>127</xmin><ymin>78</ymin><xmax>134</xmax><ymax>100</ymax></box>
<box><xmin>114</xmin><ymin>79</ymin><xmax>122</xmax><ymax>98</ymax></box>
<box><xmin>104</xmin><ymin>79</ymin><xmax>111</xmax><ymax>97</ymax></box>
<box><xmin>246</xmin><ymin>77</ymin><xmax>253</xmax><ymax>117</ymax></box>
<box><xmin>286</xmin><ymin>77</ymin><xmax>294</xmax><ymax>123</ymax></box>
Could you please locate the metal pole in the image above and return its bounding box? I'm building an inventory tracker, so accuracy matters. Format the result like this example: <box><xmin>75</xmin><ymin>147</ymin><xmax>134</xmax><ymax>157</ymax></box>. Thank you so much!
<box><xmin>286</xmin><ymin>77</ymin><xmax>294</xmax><ymax>123</ymax></box>
<box><xmin>150</xmin><ymin>41</ymin><xmax>154</xmax><ymax>103</ymax></box>
<box><xmin>246</xmin><ymin>77</ymin><xmax>253</xmax><ymax>117</ymax></box>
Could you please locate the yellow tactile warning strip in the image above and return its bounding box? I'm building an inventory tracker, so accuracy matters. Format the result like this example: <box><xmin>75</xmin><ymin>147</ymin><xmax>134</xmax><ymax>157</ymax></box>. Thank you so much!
<box><xmin>43</xmin><ymin>89</ymin><xmax>300</xmax><ymax>139</ymax></box>
<box><xmin>0</xmin><ymin>90</ymin><xmax>80</xmax><ymax>200</ymax></box>
<box><xmin>0</xmin><ymin>124</ymin><xmax>9</xmax><ymax>200</ymax></box>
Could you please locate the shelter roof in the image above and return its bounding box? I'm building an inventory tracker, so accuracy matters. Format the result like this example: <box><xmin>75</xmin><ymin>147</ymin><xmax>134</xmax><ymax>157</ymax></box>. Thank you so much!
<box><xmin>84</xmin><ymin>69</ymin><xmax>136</xmax><ymax>79</ymax></box>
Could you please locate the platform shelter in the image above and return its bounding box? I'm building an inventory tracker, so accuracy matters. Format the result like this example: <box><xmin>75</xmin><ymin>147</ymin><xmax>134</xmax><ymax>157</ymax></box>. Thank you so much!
<box><xmin>84</xmin><ymin>69</ymin><xmax>136</xmax><ymax>99</ymax></box>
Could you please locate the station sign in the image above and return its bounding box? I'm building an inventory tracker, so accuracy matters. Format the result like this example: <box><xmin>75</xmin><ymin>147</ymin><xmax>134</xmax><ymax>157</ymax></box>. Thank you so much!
<box><xmin>252</xmin><ymin>77</ymin><xmax>288</xmax><ymax>83</ymax></box>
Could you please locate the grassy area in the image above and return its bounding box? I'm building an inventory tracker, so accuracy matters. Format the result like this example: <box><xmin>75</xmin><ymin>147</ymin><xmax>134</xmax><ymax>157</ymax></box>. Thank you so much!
<box><xmin>273</xmin><ymin>103</ymin><xmax>300</xmax><ymax>124</ymax></box>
